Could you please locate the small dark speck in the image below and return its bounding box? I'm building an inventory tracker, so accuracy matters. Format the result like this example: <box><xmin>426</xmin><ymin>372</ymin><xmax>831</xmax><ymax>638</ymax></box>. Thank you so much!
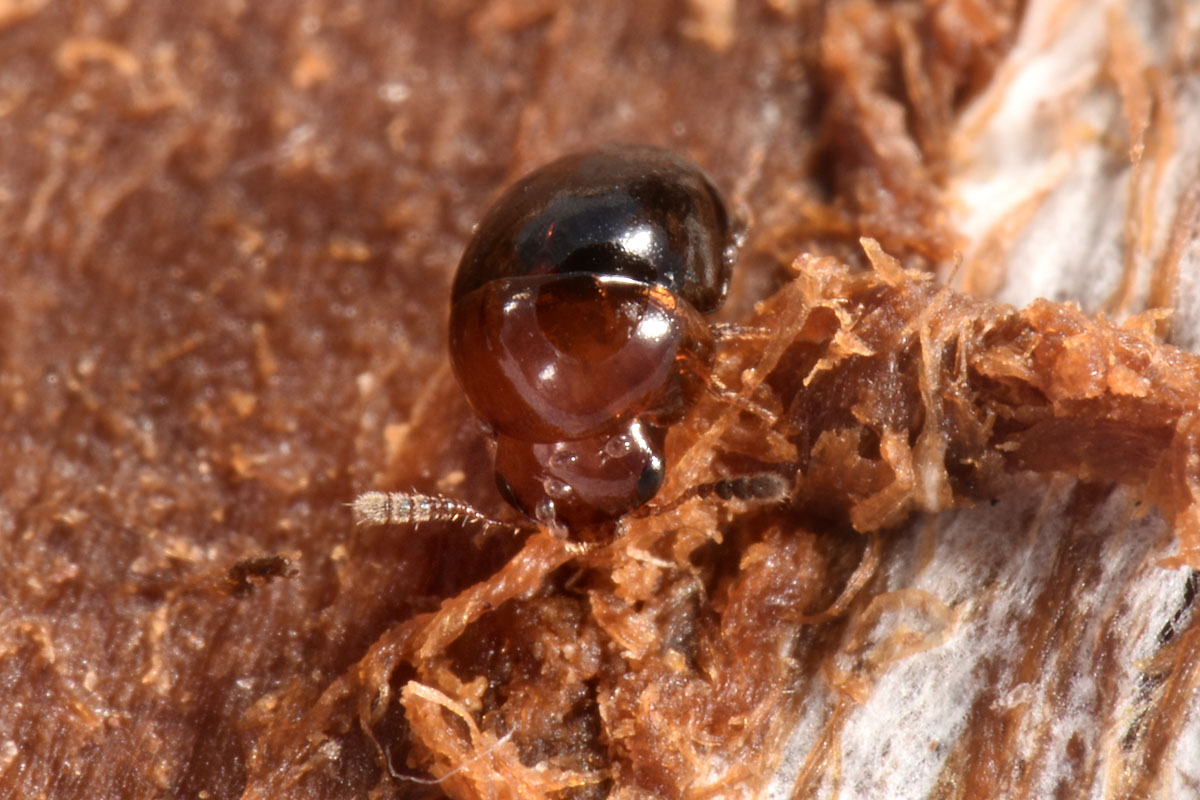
<box><xmin>225</xmin><ymin>554</ymin><xmax>295</xmax><ymax>597</ymax></box>
<box><xmin>989</xmin><ymin>497</ymin><xmax>999</xmax><ymax>506</ymax></box>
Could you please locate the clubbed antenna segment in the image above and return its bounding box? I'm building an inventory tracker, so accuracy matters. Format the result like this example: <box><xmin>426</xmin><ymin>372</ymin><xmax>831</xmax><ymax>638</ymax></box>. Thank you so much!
<box><xmin>693</xmin><ymin>473</ymin><xmax>790</xmax><ymax>503</ymax></box>
<box><xmin>353</xmin><ymin>491</ymin><xmax>518</xmax><ymax>532</ymax></box>
<box><xmin>643</xmin><ymin>472</ymin><xmax>793</xmax><ymax>517</ymax></box>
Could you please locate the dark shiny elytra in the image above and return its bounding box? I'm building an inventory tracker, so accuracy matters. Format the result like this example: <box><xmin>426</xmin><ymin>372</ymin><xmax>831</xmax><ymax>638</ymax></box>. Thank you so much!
<box><xmin>449</xmin><ymin>145</ymin><xmax>736</xmax><ymax>527</ymax></box>
<box><xmin>452</xmin><ymin>146</ymin><xmax>734</xmax><ymax>313</ymax></box>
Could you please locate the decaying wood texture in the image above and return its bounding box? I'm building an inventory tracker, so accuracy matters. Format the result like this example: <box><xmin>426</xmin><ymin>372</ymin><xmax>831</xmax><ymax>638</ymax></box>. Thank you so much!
<box><xmin>1</xmin><ymin>1</ymin><xmax>1196</xmax><ymax>798</ymax></box>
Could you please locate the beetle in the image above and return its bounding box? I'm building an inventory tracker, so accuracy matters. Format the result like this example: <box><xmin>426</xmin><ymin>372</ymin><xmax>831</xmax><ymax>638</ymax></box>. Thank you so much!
<box><xmin>356</xmin><ymin>145</ymin><xmax>770</xmax><ymax>534</ymax></box>
<box><xmin>448</xmin><ymin>145</ymin><xmax>737</xmax><ymax>527</ymax></box>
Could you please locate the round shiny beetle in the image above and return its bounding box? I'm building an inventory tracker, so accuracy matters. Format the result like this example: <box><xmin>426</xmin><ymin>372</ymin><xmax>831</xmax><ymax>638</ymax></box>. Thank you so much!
<box><xmin>448</xmin><ymin>145</ymin><xmax>738</xmax><ymax>528</ymax></box>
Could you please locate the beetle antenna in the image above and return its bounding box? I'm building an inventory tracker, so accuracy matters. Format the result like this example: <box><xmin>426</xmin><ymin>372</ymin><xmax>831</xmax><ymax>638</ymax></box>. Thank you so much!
<box><xmin>352</xmin><ymin>491</ymin><xmax>527</xmax><ymax>534</ymax></box>
<box><xmin>710</xmin><ymin>321</ymin><xmax>774</xmax><ymax>342</ymax></box>
<box><xmin>647</xmin><ymin>471</ymin><xmax>792</xmax><ymax>516</ymax></box>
